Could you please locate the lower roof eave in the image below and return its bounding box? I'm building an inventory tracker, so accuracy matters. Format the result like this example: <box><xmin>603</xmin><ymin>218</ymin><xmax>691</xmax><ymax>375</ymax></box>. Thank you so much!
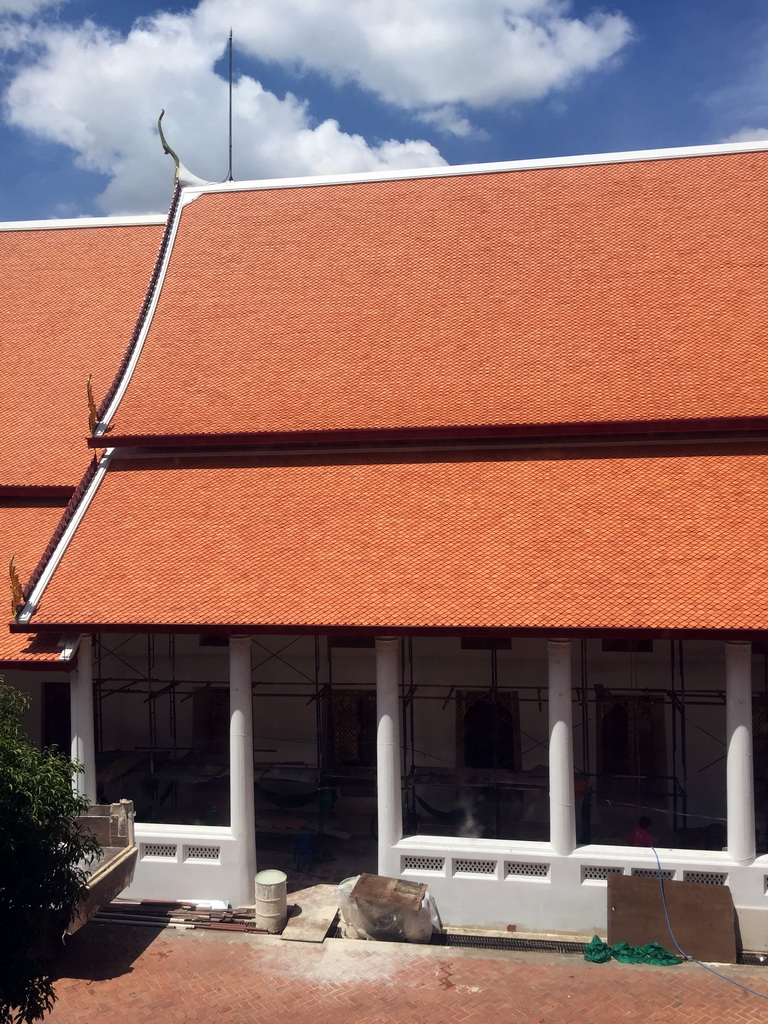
<box><xmin>10</xmin><ymin>621</ymin><xmax>768</xmax><ymax>641</ymax></box>
<box><xmin>0</xmin><ymin>656</ymin><xmax>71</xmax><ymax>672</ymax></box>
<box><xmin>89</xmin><ymin>416</ymin><xmax>768</xmax><ymax>451</ymax></box>
<box><xmin>0</xmin><ymin>485</ymin><xmax>74</xmax><ymax>500</ymax></box>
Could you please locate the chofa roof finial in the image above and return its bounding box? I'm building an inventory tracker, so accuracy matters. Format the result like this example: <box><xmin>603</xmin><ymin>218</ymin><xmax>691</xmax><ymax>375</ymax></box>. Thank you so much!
<box><xmin>9</xmin><ymin>555</ymin><xmax>23</xmax><ymax>618</ymax></box>
<box><xmin>158</xmin><ymin>109</ymin><xmax>181</xmax><ymax>181</ymax></box>
<box><xmin>157</xmin><ymin>109</ymin><xmax>212</xmax><ymax>188</ymax></box>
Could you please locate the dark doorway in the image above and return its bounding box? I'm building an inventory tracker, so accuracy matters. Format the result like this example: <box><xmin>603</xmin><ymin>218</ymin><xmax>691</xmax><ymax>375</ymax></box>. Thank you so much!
<box><xmin>43</xmin><ymin>681</ymin><xmax>70</xmax><ymax>753</ymax></box>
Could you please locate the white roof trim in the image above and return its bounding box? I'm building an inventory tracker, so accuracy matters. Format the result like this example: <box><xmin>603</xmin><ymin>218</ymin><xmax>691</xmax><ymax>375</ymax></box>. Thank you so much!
<box><xmin>0</xmin><ymin>214</ymin><xmax>167</xmax><ymax>232</ymax></box>
<box><xmin>179</xmin><ymin>138</ymin><xmax>768</xmax><ymax>204</ymax></box>
<box><xmin>95</xmin><ymin>201</ymin><xmax>186</xmax><ymax>433</ymax></box>
<box><xmin>16</xmin><ymin>449</ymin><xmax>114</xmax><ymax>624</ymax></box>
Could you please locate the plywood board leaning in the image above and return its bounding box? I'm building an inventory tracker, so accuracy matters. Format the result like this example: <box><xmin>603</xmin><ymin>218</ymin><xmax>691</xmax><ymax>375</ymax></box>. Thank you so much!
<box><xmin>607</xmin><ymin>874</ymin><xmax>738</xmax><ymax>964</ymax></box>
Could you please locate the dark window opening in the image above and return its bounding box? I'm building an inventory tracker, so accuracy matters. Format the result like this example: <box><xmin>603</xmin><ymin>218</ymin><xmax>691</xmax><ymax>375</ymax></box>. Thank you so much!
<box><xmin>331</xmin><ymin>690</ymin><xmax>376</xmax><ymax>767</ymax></box>
<box><xmin>463</xmin><ymin>699</ymin><xmax>517</xmax><ymax>769</ymax></box>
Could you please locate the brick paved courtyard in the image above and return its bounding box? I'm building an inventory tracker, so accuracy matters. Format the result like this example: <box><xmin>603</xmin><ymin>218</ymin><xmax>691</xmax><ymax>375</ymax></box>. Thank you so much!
<box><xmin>46</xmin><ymin>921</ymin><xmax>768</xmax><ymax>1023</ymax></box>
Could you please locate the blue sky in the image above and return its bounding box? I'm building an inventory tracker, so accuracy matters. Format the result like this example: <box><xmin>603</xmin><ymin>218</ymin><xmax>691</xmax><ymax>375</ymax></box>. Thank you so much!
<box><xmin>0</xmin><ymin>0</ymin><xmax>766</xmax><ymax>220</ymax></box>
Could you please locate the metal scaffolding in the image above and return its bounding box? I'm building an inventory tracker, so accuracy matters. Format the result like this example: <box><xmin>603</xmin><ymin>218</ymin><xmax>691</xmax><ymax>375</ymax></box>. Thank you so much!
<box><xmin>90</xmin><ymin>634</ymin><xmax>749</xmax><ymax>846</ymax></box>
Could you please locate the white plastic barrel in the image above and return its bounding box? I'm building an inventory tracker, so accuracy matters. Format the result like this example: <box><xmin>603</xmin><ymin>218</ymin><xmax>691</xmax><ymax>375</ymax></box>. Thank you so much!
<box><xmin>254</xmin><ymin>868</ymin><xmax>288</xmax><ymax>933</ymax></box>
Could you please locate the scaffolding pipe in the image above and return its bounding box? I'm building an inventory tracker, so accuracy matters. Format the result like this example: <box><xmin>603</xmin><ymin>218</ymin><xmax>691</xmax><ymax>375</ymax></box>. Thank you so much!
<box><xmin>679</xmin><ymin>639</ymin><xmax>689</xmax><ymax>824</ymax></box>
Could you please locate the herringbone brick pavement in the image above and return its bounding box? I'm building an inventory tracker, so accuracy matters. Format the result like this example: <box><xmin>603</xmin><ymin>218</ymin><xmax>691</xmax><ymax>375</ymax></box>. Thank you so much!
<box><xmin>46</xmin><ymin>922</ymin><xmax>768</xmax><ymax>1024</ymax></box>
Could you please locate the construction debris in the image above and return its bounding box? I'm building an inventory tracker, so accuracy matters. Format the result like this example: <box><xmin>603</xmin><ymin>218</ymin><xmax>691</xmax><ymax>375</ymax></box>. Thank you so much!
<box><xmin>338</xmin><ymin>874</ymin><xmax>439</xmax><ymax>943</ymax></box>
<box><xmin>98</xmin><ymin>899</ymin><xmax>268</xmax><ymax>933</ymax></box>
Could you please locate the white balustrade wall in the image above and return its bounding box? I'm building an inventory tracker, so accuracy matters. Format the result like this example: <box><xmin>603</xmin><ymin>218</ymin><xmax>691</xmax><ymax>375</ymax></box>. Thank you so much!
<box><xmin>394</xmin><ymin>835</ymin><xmax>768</xmax><ymax>949</ymax></box>
<box><xmin>124</xmin><ymin>824</ymin><xmax>242</xmax><ymax>904</ymax></box>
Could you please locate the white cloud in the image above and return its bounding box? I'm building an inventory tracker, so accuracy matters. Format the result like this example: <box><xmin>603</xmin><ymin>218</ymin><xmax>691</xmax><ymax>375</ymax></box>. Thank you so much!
<box><xmin>2</xmin><ymin>14</ymin><xmax>445</xmax><ymax>213</ymax></box>
<box><xmin>0</xmin><ymin>0</ymin><xmax>59</xmax><ymax>13</ymax></box>
<box><xmin>0</xmin><ymin>0</ymin><xmax>633</xmax><ymax>214</ymax></box>
<box><xmin>416</xmin><ymin>106</ymin><xmax>489</xmax><ymax>140</ymax></box>
<box><xmin>194</xmin><ymin>0</ymin><xmax>633</xmax><ymax>110</ymax></box>
<box><xmin>719</xmin><ymin>127</ymin><xmax>768</xmax><ymax>143</ymax></box>
<box><xmin>705</xmin><ymin>27</ymin><xmax>768</xmax><ymax>144</ymax></box>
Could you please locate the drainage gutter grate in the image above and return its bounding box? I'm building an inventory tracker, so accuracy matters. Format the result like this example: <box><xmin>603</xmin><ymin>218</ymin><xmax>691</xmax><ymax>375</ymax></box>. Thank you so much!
<box><xmin>430</xmin><ymin>932</ymin><xmax>767</xmax><ymax>965</ymax></box>
<box><xmin>430</xmin><ymin>933</ymin><xmax>587</xmax><ymax>954</ymax></box>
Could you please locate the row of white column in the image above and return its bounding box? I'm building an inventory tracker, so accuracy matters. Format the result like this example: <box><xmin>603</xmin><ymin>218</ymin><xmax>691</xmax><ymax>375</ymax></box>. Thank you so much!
<box><xmin>68</xmin><ymin>635</ymin><xmax>757</xmax><ymax>905</ymax></box>
<box><xmin>374</xmin><ymin>637</ymin><xmax>757</xmax><ymax>867</ymax></box>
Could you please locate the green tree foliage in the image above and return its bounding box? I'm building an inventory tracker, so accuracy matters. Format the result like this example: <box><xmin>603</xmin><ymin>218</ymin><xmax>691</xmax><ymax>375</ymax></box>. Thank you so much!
<box><xmin>0</xmin><ymin>682</ymin><xmax>100</xmax><ymax>1023</ymax></box>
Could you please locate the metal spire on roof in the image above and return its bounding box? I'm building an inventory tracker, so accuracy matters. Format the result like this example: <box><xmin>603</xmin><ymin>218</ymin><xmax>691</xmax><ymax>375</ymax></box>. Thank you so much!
<box><xmin>227</xmin><ymin>29</ymin><xmax>234</xmax><ymax>182</ymax></box>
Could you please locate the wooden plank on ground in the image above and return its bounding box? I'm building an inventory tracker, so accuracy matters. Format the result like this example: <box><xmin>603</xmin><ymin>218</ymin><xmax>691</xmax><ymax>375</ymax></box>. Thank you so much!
<box><xmin>281</xmin><ymin>885</ymin><xmax>339</xmax><ymax>943</ymax></box>
<box><xmin>607</xmin><ymin>874</ymin><xmax>738</xmax><ymax>963</ymax></box>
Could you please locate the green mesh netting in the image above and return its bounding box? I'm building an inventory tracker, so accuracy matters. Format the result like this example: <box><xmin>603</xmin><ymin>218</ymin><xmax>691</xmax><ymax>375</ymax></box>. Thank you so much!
<box><xmin>584</xmin><ymin>935</ymin><xmax>681</xmax><ymax>966</ymax></box>
<box><xmin>584</xmin><ymin>936</ymin><xmax>612</xmax><ymax>963</ymax></box>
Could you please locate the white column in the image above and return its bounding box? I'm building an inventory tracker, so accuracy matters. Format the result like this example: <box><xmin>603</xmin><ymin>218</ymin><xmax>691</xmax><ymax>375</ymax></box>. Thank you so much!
<box><xmin>726</xmin><ymin>641</ymin><xmax>755</xmax><ymax>865</ymax></box>
<box><xmin>376</xmin><ymin>636</ymin><xmax>402</xmax><ymax>876</ymax></box>
<box><xmin>548</xmin><ymin>639</ymin><xmax>576</xmax><ymax>857</ymax></box>
<box><xmin>230</xmin><ymin>636</ymin><xmax>257</xmax><ymax>905</ymax></box>
<box><xmin>71</xmin><ymin>634</ymin><xmax>96</xmax><ymax>802</ymax></box>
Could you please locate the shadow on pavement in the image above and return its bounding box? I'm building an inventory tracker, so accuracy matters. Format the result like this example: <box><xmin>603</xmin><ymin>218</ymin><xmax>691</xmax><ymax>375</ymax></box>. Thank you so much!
<box><xmin>54</xmin><ymin>920</ymin><xmax>165</xmax><ymax>982</ymax></box>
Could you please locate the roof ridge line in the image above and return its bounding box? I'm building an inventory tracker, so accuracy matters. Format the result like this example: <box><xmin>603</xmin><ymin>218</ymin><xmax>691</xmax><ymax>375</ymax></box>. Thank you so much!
<box><xmin>15</xmin><ymin>187</ymin><xmax>187</xmax><ymax>619</ymax></box>
<box><xmin>95</xmin><ymin>183</ymin><xmax>183</xmax><ymax>425</ymax></box>
<box><xmin>178</xmin><ymin>139</ymin><xmax>768</xmax><ymax>201</ymax></box>
<box><xmin>18</xmin><ymin>450</ymin><xmax>114</xmax><ymax>622</ymax></box>
<box><xmin>0</xmin><ymin>214</ymin><xmax>167</xmax><ymax>232</ymax></box>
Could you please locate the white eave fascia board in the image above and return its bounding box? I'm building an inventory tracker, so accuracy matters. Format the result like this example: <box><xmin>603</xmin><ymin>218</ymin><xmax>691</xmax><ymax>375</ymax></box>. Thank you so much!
<box><xmin>178</xmin><ymin>138</ymin><xmax>768</xmax><ymax>203</ymax></box>
<box><xmin>94</xmin><ymin>199</ymin><xmax>187</xmax><ymax>432</ymax></box>
<box><xmin>16</xmin><ymin>449</ymin><xmax>114</xmax><ymax>624</ymax></box>
<box><xmin>0</xmin><ymin>213</ymin><xmax>167</xmax><ymax>232</ymax></box>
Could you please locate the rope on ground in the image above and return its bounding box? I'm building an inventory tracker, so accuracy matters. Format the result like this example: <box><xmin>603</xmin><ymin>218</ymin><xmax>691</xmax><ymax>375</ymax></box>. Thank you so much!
<box><xmin>650</xmin><ymin>847</ymin><xmax>768</xmax><ymax>1001</ymax></box>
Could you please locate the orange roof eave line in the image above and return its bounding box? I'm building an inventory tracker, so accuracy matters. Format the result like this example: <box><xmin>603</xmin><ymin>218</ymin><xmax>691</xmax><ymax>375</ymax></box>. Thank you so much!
<box><xmin>0</xmin><ymin>658</ymin><xmax>71</xmax><ymax>671</ymax></box>
<box><xmin>0</xmin><ymin>485</ymin><xmax>74</xmax><ymax>499</ymax></box>
<box><xmin>11</xmin><ymin>621</ymin><xmax>768</xmax><ymax>641</ymax></box>
<box><xmin>88</xmin><ymin>415</ymin><xmax>768</xmax><ymax>450</ymax></box>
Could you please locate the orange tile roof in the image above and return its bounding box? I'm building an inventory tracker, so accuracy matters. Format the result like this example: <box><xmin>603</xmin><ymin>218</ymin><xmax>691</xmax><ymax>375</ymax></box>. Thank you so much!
<box><xmin>0</xmin><ymin>501</ymin><xmax>67</xmax><ymax>664</ymax></box>
<box><xmin>1</xmin><ymin>222</ymin><xmax>164</xmax><ymax>488</ymax></box>
<box><xmin>107</xmin><ymin>151</ymin><xmax>768</xmax><ymax>442</ymax></box>
<box><xmin>24</xmin><ymin>442</ymin><xmax>768</xmax><ymax>633</ymax></box>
